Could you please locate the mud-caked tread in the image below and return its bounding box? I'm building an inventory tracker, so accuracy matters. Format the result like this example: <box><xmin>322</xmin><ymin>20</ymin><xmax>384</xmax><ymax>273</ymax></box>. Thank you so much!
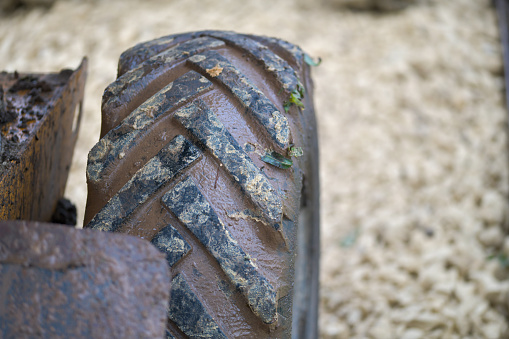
<box><xmin>202</xmin><ymin>31</ymin><xmax>301</xmax><ymax>92</ymax></box>
<box><xmin>162</xmin><ymin>176</ymin><xmax>277</xmax><ymax>324</ymax></box>
<box><xmin>116</xmin><ymin>30</ymin><xmax>305</xmax><ymax>90</ymax></box>
<box><xmin>117</xmin><ymin>34</ymin><xmax>187</xmax><ymax>77</ymax></box>
<box><xmin>87</xmin><ymin>71</ymin><xmax>211</xmax><ymax>184</ymax></box>
<box><xmin>103</xmin><ymin>37</ymin><xmax>224</xmax><ymax>116</ymax></box>
<box><xmin>188</xmin><ymin>50</ymin><xmax>289</xmax><ymax>149</ymax></box>
<box><xmin>173</xmin><ymin>99</ymin><xmax>282</xmax><ymax>228</ymax></box>
<box><xmin>117</xmin><ymin>32</ymin><xmax>203</xmax><ymax>75</ymax></box>
<box><xmin>248</xmin><ymin>35</ymin><xmax>305</xmax><ymax>68</ymax></box>
<box><xmin>169</xmin><ymin>274</ymin><xmax>228</xmax><ymax>338</ymax></box>
<box><xmin>86</xmin><ymin>30</ymin><xmax>319</xmax><ymax>338</ymax></box>
<box><xmin>117</xmin><ymin>32</ymin><xmax>209</xmax><ymax>77</ymax></box>
<box><xmin>151</xmin><ymin>225</ymin><xmax>192</xmax><ymax>268</ymax></box>
<box><xmin>87</xmin><ymin>135</ymin><xmax>201</xmax><ymax>232</ymax></box>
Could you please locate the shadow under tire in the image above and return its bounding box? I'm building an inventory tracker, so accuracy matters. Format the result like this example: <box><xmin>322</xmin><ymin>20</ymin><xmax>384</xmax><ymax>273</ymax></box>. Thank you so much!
<box><xmin>84</xmin><ymin>30</ymin><xmax>320</xmax><ymax>339</ymax></box>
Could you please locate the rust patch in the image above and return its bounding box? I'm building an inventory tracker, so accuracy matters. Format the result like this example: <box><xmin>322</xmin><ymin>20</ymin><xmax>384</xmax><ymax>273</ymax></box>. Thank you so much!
<box><xmin>0</xmin><ymin>221</ymin><xmax>170</xmax><ymax>338</ymax></box>
<box><xmin>0</xmin><ymin>59</ymin><xmax>86</xmax><ymax>222</ymax></box>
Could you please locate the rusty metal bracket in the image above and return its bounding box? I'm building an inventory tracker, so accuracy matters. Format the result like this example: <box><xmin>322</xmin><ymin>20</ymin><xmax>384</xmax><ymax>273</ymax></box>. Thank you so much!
<box><xmin>0</xmin><ymin>220</ymin><xmax>170</xmax><ymax>338</ymax></box>
<box><xmin>0</xmin><ymin>58</ymin><xmax>87</xmax><ymax>221</ymax></box>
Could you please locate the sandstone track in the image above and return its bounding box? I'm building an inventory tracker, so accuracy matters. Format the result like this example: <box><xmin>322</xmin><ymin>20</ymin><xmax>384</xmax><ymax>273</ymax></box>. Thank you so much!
<box><xmin>1</xmin><ymin>0</ymin><xmax>508</xmax><ymax>337</ymax></box>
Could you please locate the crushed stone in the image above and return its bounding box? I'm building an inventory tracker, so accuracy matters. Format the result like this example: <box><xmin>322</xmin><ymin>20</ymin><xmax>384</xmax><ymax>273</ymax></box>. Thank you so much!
<box><xmin>1</xmin><ymin>0</ymin><xmax>508</xmax><ymax>337</ymax></box>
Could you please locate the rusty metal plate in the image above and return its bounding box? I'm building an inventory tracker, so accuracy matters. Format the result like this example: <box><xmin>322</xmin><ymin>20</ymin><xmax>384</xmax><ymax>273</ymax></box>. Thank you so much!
<box><xmin>0</xmin><ymin>220</ymin><xmax>170</xmax><ymax>338</ymax></box>
<box><xmin>0</xmin><ymin>59</ymin><xmax>86</xmax><ymax>221</ymax></box>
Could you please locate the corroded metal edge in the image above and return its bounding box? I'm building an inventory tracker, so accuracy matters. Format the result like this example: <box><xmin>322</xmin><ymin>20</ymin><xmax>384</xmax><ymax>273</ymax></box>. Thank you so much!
<box><xmin>0</xmin><ymin>58</ymin><xmax>87</xmax><ymax>221</ymax></box>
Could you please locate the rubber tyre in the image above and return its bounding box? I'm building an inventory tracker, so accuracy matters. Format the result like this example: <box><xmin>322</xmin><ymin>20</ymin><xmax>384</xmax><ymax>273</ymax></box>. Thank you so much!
<box><xmin>84</xmin><ymin>30</ymin><xmax>319</xmax><ymax>339</ymax></box>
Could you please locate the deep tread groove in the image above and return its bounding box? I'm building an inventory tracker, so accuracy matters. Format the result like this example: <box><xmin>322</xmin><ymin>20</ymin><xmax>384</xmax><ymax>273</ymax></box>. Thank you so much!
<box><xmin>117</xmin><ymin>30</ymin><xmax>305</xmax><ymax>83</ymax></box>
<box><xmin>117</xmin><ymin>33</ymin><xmax>197</xmax><ymax>76</ymax></box>
<box><xmin>187</xmin><ymin>50</ymin><xmax>290</xmax><ymax>149</ymax></box>
<box><xmin>87</xmin><ymin>135</ymin><xmax>201</xmax><ymax>232</ymax></box>
<box><xmin>151</xmin><ymin>224</ymin><xmax>192</xmax><ymax>268</ymax></box>
<box><xmin>248</xmin><ymin>35</ymin><xmax>305</xmax><ymax>70</ymax></box>
<box><xmin>165</xmin><ymin>329</ymin><xmax>177</xmax><ymax>339</ymax></box>
<box><xmin>202</xmin><ymin>31</ymin><xmax>301</xmax><ymax>92</ymax></box>
<box><xmin>88</xmin><ymin>71</ymin><xmax>212</xmax><ymax>184</ymax></box>
<box><xmin>117</xmin><ymin>32</ymin><xmax>203</xmax><ymax>75</ymax></box>
<box><xmin>103</xmin><ymin>37</ymin><xmax>224</xmax><ymax>117</ymax></box>
<box><xmin>166</xmin><ymin>317</ymin><xmax>189</xmax><ymax>339</ymax></box>
<box><xmin>162</xmin><ymin>176</ymin><xmax>277</xmax><ymax>324</ymax></box>
<box><xmin>169</xmin><ymin>274</ymin><xmax>228</xmax><ymax>338</ymax></box>
<box><xmin>173</xmin><ymin>99</ymin><xmax>283</xmax><ymax>228</ymax></box>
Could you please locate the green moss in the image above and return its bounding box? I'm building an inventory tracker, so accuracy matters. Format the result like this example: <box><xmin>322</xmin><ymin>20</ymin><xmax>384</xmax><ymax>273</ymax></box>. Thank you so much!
<box><xmin>288</xmin><ymin>145</ymin><xmax>303</xmax><ymax>157</ymax></box>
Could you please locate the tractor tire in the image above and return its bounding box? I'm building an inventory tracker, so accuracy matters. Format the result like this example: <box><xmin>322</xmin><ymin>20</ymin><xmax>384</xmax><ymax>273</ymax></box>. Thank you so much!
<box><xmin>84</xmin><ymin>30</ymin><xmax>319</xmax><ymax>339</ymax></box>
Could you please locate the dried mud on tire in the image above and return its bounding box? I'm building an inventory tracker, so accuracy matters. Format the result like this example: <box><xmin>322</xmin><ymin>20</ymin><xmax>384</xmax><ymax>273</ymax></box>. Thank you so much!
<box><xmin>84</xmin><ymin>30</ymin><xmax>320</xmax><ymax>338</ymax></box>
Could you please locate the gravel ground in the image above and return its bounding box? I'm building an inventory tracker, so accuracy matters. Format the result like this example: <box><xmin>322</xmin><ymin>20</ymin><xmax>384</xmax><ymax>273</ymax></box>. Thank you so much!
<box><xmin>1</xmin><ymin>0</ymin><xmax>508</xmax><ymax>337</ymax></box>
